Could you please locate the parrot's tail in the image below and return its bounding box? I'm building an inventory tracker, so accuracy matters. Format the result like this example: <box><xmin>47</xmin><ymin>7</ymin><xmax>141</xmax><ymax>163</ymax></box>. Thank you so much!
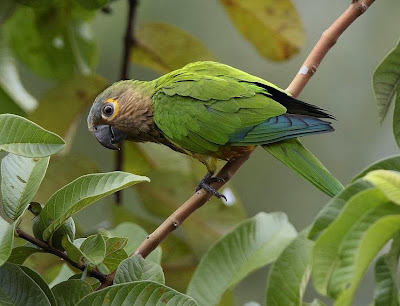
<box><xmin>262</xmin><ymin>138</ymin><xmax>343</xmax><ymax>197</ymax></box>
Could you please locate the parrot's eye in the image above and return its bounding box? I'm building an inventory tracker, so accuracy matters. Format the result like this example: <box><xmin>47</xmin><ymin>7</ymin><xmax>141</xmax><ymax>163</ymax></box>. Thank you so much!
<box><xmin>102</xmin><ymin>103</ymin><xmax>114</xmax><ymax>117</ymax></box>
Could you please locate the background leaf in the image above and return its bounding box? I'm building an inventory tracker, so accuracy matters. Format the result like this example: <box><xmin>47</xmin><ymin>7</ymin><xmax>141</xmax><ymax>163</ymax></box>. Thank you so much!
<box><xmin>187</xmin><ymin>212</ymin><xmax>297</xmax><ymax>306</ymax></box>
<box><xmin>0</xmin><ymin>114</ymin><xmax>65</xmax><ymax>157</ymax></box>
<box><xmin>1</xmin><ymin>154</ymin><xmax>49</xmax><ymax>220</ymax></box>
<box><xmin>219</xmin><ymin>0</ymin><xmax>304</xmax><ymax>61</ymax></box>
<box><xmin>114</xmin><ymin>255</ymin><xmax>165</xmax><ymax>284</ymax></box>
<box><xmin>48</xmin><ymin>263</ymin><xmax>75</xmax><ymax>288</ymax></box>
<box><xmin>131</xmin><ymin>22</ymin><xmax>216</xmax><ymax>73</ymax></box>
<box><xmin>77</xmin><ymin>281</ymin><xmax>197</xmax><ymax>306</ymax></box>
<box><xmin>372</xmin><ymin>40</ymin><xmax>400</xmax><ymax>122</ymax></box>
<box><xmin>0</xmin><ymin>217</ymin><xmax>14</xmax><ymax>266</ymax></box>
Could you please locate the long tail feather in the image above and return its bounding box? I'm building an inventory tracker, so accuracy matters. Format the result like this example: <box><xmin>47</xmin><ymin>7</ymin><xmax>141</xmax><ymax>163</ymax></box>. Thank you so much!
<box><xmin>262</xmin><ymin>138</ymin><xmax>343</xmax><ymax>197</ymax></box>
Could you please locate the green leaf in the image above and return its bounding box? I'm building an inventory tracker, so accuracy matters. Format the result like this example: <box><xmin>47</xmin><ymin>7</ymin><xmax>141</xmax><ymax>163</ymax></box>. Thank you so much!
<box><xmin>0</xmin><ymin>0</ymin><xmax>16</xmax><ymax>25</ymax></box>
<box><xmin>49</xmin><ymin>263</ymin><xmax>75</xmax><ymax>288</ymax></box>
<box><xmin>7</xmin><ymin>243</ymin><xmax>42</xmax><ymax>264</ymax></box>
<box><xmin>114</xmin><ymin>255</ymin><xmax>165</xmax><ymax>285</ymax></box>
<box><xmin>0</xmin><ymin>217</ymin><xmax>14</xmax><ymax>266</ymax></box>
<box><xmin>0</xmin><ymin>114</ymin><xmax>65</xmax><ymax>157</ymax></box>
<box><xmin>312</xmin><ymin>188</ymin><xmax>400</xmax><ymax>304</ymax></box>
<box><xmin>76</xmin><ymin>281</ymin><xmax>197</xmax><ymax>306</ymax></box>
<box><xmin>219</xmin><ymin>0</ymin><xmax>304</xmax><ymax>61</ymax></box>
<box><xmin>265</xmin><ymin>231</ymin><xmax>313</xmax><ymax>306</ymax></box>
<box><xmin>0</xmin><ymin>87</ymin><xmax>24</xmax><ymax>116</ymax></box>
<box><xmin>0</xmin><ymin>29</ymin><xmax>37</xmax><ymax>112</ymax></box>
<box><xmin>33</xmin><ymin>172</ymin><xmax>149</xmax><ymax>244</ymax></box>
<box><xmin>352</xmin><ymin>155</ymin><xmax>400</xmax><ymax>181</ymax></box>
<box><xmin>52</xmin><ymin>279</ymin><xmax>93</xmax><ymax>306</ymax></box>
<box><xmin>29</xmin><ymin>74</ymin><xmax>107</xmax><ymax>143</ymax></box>
<box><xmin>1</xmin><ymin>154</ymin><xmax>49</xmax><ymax>220</ymax></box>
<box><xmin>76</xmin><ymin>0</ymin><xmax>107</xmax><ymax>10</ymax></box>
<box><xmin>364</xmin><ymin>170</ymin><xmax>400</xmax><ymax>205</ymax></box>
<box><xmin>374</xmin><ymin>254</ymin><xmax>400</xmax><ymax>306</ymax></box>
<box><xmin>394</xmin><ymin>91</ymin><xmax>400</xmax><ymax>149</ymax></box>
<box><xmin>62</xmin><ymin>236</ymin><xmax>85</xmax><ymax>262</ymax></box>
<box><xmin>80</xmin><ymin>234</ymin><xmax>106</xmax><ymax>266</ymax></box>
<box><xmin>0</xmin><ymin>263</ymin><xmax>51</xmax><ymax>305</ymax></box>
<box><xmin>132</xmin><ymin>22</ymin><xmax>216</xmax><ymax>73</ymax></box>
<box><xmin>372</xmin><ymin>40</ymin><xmax>400</xmax><ymax>122</ymax></box>
<box><xmin>108</xmin><ymin>222</ymin><xmax>162</xmax><ymax>264</ymax></box>
<box><xmin>308</xmin><ymin>180</ymin><xmax>373</xmax><ymax>240</ymax></box>
<box><xmin>20</xmin><ymin>265</ymin><xmax>57</xmax><ymax>306</ymax></box>
<box><xmin>187</xmin><ymin>212</ymin><xmax>297</xmax><ymax>306</ymax></box>
<box><xmin>263</xmin><ymin>139</ymin><xmax>343</xmax><ymax>197</ymax></box>
<box><xmin>6</xmin><ymin>6</ymin><xmax>97</xmax><ymax>79</ymax></box>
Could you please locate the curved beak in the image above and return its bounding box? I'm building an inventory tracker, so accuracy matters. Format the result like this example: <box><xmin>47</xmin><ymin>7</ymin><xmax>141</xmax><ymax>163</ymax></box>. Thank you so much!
<box><xmin>93</xmin><ymin>125</ymin><xmax>127</xmax><ymax>150</ymax></box>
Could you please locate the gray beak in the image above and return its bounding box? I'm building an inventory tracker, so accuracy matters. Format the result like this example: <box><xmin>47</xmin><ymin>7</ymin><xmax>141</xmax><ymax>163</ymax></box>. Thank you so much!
<box><xmin>93</xmin><ymin>125</ymin><xmax>127</xmax><ymax>150</ymax></box>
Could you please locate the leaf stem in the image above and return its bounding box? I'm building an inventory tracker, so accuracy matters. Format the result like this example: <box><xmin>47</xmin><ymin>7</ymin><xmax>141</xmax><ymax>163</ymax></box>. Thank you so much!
<box><xmin>115</xmin><ymin>0</ymin><xmax>139</xmax><ymax>205</ymax></box>
<box><xmin>98</xmin><ymin>0</ymin><xmax>376</xmax><ymax>289</ymax></box>
<box><xmin>16</xmin><ymin>228</ymin><xmax>107</xmax><ymax>283</ymax></box>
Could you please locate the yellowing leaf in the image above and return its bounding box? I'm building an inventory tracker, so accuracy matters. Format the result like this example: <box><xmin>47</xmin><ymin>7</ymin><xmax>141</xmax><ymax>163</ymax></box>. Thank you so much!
<box><xmin>131</xmin><ymin>22</ymin><xmax>216</xmax><ymax>73</ymax></box>
<box><xmin>220</xmin><ymin>0</ymin><xmax>304</xmax><ymax>61</ymax></box>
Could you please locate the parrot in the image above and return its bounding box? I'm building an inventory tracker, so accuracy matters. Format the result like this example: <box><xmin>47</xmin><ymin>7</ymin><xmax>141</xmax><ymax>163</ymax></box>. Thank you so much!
<box><xmin>87</xmin><ymin>61</ymin><xmax>343</xmax><ymax>199</ymax></box>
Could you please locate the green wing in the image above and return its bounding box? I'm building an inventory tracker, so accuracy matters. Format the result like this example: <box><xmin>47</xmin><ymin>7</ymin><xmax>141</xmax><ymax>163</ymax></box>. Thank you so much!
<box><xmin>152</xmin><ymin>67</ymin><xmax>287</xmax><ymax>154</ymax></box>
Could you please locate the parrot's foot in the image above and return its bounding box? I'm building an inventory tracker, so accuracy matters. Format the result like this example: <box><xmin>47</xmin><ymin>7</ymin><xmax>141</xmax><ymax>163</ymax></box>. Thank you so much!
<box><xmin>195</xmin><ymin>174</ymin><xmax>226</xmax><ymax>201</ymax></box>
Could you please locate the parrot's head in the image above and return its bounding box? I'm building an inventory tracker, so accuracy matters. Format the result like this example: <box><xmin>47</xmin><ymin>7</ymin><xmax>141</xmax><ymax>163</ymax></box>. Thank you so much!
<box><xmin>87</xmin><ymin>81</ymin><xmax>152</xmax><ymax>150</ymax></box>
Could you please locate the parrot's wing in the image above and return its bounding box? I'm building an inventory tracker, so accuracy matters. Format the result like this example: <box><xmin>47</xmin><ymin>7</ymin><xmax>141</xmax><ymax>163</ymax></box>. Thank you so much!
<box><xmin>262</xmin><ymin>139</ymin><xmax>343</xmax><ymax>197</ymax></box>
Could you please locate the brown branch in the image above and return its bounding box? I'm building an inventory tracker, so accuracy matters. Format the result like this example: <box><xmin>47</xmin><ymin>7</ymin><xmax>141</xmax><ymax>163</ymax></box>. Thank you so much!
<box><xmin>115</xmin><ymin>0</ymin><xmax>139</xmax><ymax>205</ymax></box>
<box><xmin>16</xmin><ymin>228</ymin><xmax>107</xmax><ymax>283</ymax></box>
<box><xmin>98</xmin><ymin>0</ymin><xmax>375</xmax><ymax>289</ymax></box>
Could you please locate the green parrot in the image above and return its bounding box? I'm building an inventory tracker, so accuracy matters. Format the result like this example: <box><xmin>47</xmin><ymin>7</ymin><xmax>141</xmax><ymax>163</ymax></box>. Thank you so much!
<box><xmin>87</xmin><ymin>61</ymin><xmax>343</xmax><ymax>199</ymax></box>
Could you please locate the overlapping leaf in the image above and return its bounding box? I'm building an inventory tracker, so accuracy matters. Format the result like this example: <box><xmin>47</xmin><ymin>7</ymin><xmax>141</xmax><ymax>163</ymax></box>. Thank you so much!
<box><xmin>364</xmin><ymin>170</ymin><xmax>400</xmax><ymax>205</ymax></box>
<box><xmin>0</xmin><ymin>114</ymin><xmax>65</xmax><ymax>157</ymax></box>
<box><xmin>0</xmin><ymin>217</ymin><xmax>14</xmax><ymax>266</ymax></box>
<box><xmin>33</xmin><ymin>172</ymin><xmax>149</xmax><ymax>244</ymax></box>
<box><xmin>187</xmin><ymin>212</ymin><xmax>297</xmax><ymax>306</ymax></box>
<box><xmin>352</xmin><ymin>155</ymin><xmax>400</xmax><ymax>181</ymax></box>
<box><xmin>220</xmin><ymin>0</ymin><xmax>304</xmax><ymax>61</ymax></box>
<box><xmin>52</xmin><ymin>279</ymin><xmax>93</xmax><ymax>306</ymax></box>
<box><xmin>77</xmin><ymin>281</ymin><xmax>197</xmax><ymax>306</ymax></box>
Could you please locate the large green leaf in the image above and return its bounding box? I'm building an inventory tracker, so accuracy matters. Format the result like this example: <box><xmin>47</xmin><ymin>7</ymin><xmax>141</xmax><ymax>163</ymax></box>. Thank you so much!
<box><xmin>263</xmin><ymin>139</ymin><xmax>343</xmax><ymax>198</ymax></box>
<box><xmin>33</xmin><ymin>172</ymin><xmax>149</xmax><ymax>244</ymax></box>
<box><xmin>0</xmin><ymin>217</ymin><xmax>14</xmax><ymax>266</ymax></box>
<box><xmin>108</xmin><ymin>222</ymin><xmax>162</xmax><ymax>264</ymax></box>
<box><xmin>364</xmin><ymin>170</ymin><xmax>400</xmax><ymax>205</ymax></box>
<box><xmin>265</xmin><ymin>231</ymin><xmax>313</xmax><ymax>306</ymax></box>
<box><xmin>131</xmin><ymin>22</ymin><xmax>216</xmax><ymax>73</ymax></box>
<box><xmin>0</xmin><ymin>30</ymin><xmax>37</xmax><ymax>112</ymax></box>
<box><xmin>312</xmin><ymin>188</ymin><xmax>400</xmax><ymax>304</ymax></box>
<box><xmin>1</xmin><ymin>154</ymin><xmax>49</xmax><ymax>220</ymax></box>
<box><xmin>29</xmin><ymin>74</ymin><xmax>107</xmax><ymax>144</ymax></box>
<box><xmin>52</xmin><ymin>279</ymin><xmax>93</xmax><ymax>306</ymax></box>
<box><xmin>76</xmin><ymin>281</ymin><xmax>197</xmax><ymax>306</ymax></box>
<box><xmin>374</xmin><ymin>253</ymin><xmax>400</xmax><ymax>306</ymax></box>
<box><xmin>308</xmin><ymin>180</ymin><xmax>373</xmax><ymax>240</ymax></box>
<box><xmin>219</xmin><ymin>0</ymin><xmax>304</xmax><ymax>61</ymax></box>
<box><xmin>0</xmin><ymin>263</ymin><xmax>51</xmax><ymax>305</ymax></box>
<box><xmin>114</xmin><ymin>255</ymin><xmax>165</xmax><ymax>285</ymax></box>
<box><xmin>7</xmin><ymin>243</ymin><xmax>42</xmax><ymax>264</ymax></box>
<box><xmin>372</xmin><ymin>40</ymin><xmax>400</xmax><ymax>122</ymax></box>
<box><xmin>6</xmin><ymin>6</ymin><xmax>97</xmax><ymax>79</ymax></box>
<box><xmin>187</xmin><ymin>212</ymin><xmax>297</xmax><ymax>306</ymax></box>
<box><xmin>0</xmin><ymin>114</ymin><xmax>65</xmax><ymax>157</ymax></box>
<box><xmin>352</xmin><ymin>155</ymin><xmax>400</xmax><ymax>181</ymax></box>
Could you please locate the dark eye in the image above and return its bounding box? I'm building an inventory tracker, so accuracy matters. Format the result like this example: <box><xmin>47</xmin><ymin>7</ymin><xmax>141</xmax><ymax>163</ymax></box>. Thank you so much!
<box><xmin>102</xmin><ymin>103</ymin><xmax>114</xmax><ymax>117</ymax></box>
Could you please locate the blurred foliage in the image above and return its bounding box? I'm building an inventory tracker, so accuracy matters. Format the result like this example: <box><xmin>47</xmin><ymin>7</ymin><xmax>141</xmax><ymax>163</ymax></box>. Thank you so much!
<box><xmin>0</xmin><ymin>0</ymin><xmax>400</xmax><ymax>306</ymax></box>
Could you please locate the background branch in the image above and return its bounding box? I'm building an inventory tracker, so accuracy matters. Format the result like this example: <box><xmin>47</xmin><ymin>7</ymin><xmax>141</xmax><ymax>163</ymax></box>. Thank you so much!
<box><xmin>115</xmin><ymin>0</ymin><xmax>139</xmax><ymax>205</ymax></box>
<box><xmin>98</xmin><ymin>0</ymin><xmax>375</xmax><ymax>290</ymax></box>
<box><xmin>16</xmin><ymin>228</ymin><xmax>107</xmax><ymax>283</ymax></box>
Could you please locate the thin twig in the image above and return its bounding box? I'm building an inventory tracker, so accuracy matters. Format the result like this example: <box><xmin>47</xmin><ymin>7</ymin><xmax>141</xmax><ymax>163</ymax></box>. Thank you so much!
<box><xmin>16</xmin><ymin>228</ymin><xmax>107</xmax><ymax>283</ymax></box>
<box><xmin>115</xmin><ymin>0</ymin><xmax>139</xmax><ymax>205</ymax></box>
<box><xmin>98</xmin><ymin>0</ymin><xmax>376</xmax><ymax>289</ymax></box>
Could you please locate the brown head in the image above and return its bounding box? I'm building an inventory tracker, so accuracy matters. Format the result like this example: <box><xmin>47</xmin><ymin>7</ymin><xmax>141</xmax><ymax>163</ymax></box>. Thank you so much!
<box><xmin>87</xmin><ymin>80</ymin><xmax>154</xmax><ymax>150</ymax></box>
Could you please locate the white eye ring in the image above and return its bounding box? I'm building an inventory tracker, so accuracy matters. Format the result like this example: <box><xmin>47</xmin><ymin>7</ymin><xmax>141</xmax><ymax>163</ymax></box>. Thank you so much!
<box><xmin>102</xmin><ymin>103</ymin><xmax>114</xmax><ymax>117</ymax></box>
